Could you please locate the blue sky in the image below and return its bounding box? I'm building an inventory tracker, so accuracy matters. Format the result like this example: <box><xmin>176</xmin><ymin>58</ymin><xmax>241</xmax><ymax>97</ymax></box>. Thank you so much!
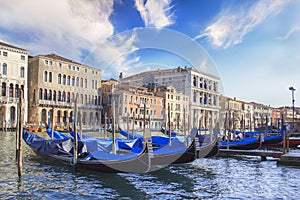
<box><xmin>0</xmin><ymin>0</ymin><xmax>299</xmax><ymax>107</ymax></box>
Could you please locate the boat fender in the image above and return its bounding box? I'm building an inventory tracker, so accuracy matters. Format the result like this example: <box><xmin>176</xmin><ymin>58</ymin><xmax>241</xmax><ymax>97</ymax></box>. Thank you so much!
<box><xmin>69</xmin><ymin>157</ymin><xmax>77</xmax><ymax>166</ymax></box>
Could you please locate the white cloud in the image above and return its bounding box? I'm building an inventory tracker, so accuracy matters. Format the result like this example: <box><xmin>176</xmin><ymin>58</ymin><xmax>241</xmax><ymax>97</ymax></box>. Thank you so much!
<box><xmin>0</xmin><ymin>0</ymin><xmax>114</xmax><ymax>60</ymax></box>
<box><xmin>135</xmin><ymin>0</ymin><xmax>174</xmax><ymax>29</ymax></box>
<box><xmin>82</xmin><ymin>29</ymin><xmax>142</xmax><ymax>79</ymax></box>
<box><xmin>276</xmin><ymin>23</ymin><xmax>300</xmax><ymax>40</ymax></box>
<box><xmin>194</xmin><ymin>0</ymin><xmax>290</xmax><ymax>49</ymax></box>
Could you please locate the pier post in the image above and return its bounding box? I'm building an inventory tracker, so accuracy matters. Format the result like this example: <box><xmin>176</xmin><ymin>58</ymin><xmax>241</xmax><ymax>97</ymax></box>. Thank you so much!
<box><xmin>17</xmin><ymin>90</ymin><xmax>23</xmax><ymax>177</ymax></box>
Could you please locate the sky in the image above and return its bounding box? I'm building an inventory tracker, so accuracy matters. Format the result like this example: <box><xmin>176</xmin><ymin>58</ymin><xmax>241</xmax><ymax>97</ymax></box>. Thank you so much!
<box><xmin>0</xmin><ymin>0</ymin><xmax>299</xmax><ymax>108</ymax></box>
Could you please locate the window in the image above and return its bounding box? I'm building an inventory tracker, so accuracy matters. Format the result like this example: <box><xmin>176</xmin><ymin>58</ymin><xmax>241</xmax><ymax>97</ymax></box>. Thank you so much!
<box><xmin>95</xmin><ymin>80</ymin><xmax>97</xmax><ymax>89</ymax></box>
<box><xmin>58</xmin><ymin>63</ymin><xmax>62</xmax><ymax>68</ymax></box>
<box><xmin>84</xmin><ymin>79</ymin><xmax>87</xmax><ymax>88</ymax></box>
<box><xmin>21</xmin><ymin>55</ymin><xmax>25</xmax><ymax>60</ymax></box>
<box><xmin>62</xmin><ymin>75</ymin><xmax>66</xmax><ymax>85</ymax></box>
<box><xmin>2</xmin><ymin>63</ymin><xmax>7</xmax><ymax>75</ymax></box>
<box><xmin>77</xmin><ymin>66</ymin><xmax>79</xmax><ymax>71</ymax></box>
<box><xmin>80</xmin><ymin>78</ymin><xmax>83</xmax><ymax>87</ymax></box>
<box><xmin>68</xmin><ymin>65</ymin><xmax>71</xmax><ymax>70</ymax></box>
<box><xmin>67</xmin><ymin>76</ymin><xmax>70</xmax><ymax>86</ymax></box>
<box><xmin>44</xmin><ymin>89</ymin><xmax>47</xmax><ymax>100</ymax></box>
<box><xmin>49</xmin><ymin>90</ymin><xmax>52</xmax><ymax>100</ymax></box>
<box><xmin>44</xmin><ymin>60</ymin><xmax>48</xmax><ymax>65</ymax></box>
<box><xmin>49</xmin><ymin>72</ymin><xmax>52</xmax><ymax>82</ymax></box>
<box><xmin>3</xmin><ymin>51</ymin><xmax>7</xmax><ymax>56</ymax></box>
<box><xmin>44</xmin><ymin>71</ymin><xmax>48</xmax><ymax>82</ymax></box>
<box><xmin>53</xmin><ymin>91</ymin><xmax>56</xmax><ymax>101</ymax></box>
<box><xmin>20</xmin><ymin>67</ymin><xmax>25</xmax><ymax>78</ymax></box>
<box><xmin>71</xmin><ymin>76</ymin><xmax>75</xmax><ymax>86</ymax></box>
<box><xmin>57</xmin><ymin>74</ymin><xmax>61</xmax><ymax>84</ymax></box>
<box><xmin>92</xmin><ymin>80</ymin><xmax>94</xmax><ymax>89</ymax></box>
<box><xmin>9</xmin><ymin>84</ymin><xmax>13</xmax><ymax>97</ymax></box>
<box><xmin>2</xmin><ymin>83</ymin><xmax>6</xmax><ymax>96</ymax></box>
<box><xmin>76</xmin><ymin>77</ymin><xmax>79</xmax><ymax>87</ymax></box>
<box><xmin>86</xmin><ymin>69</ymin><xmax>88</xmax><ymax>73</ymax></box>
<box><xmin>72</xmin><ymin>66</ymin><xmax>75</xmax><ymax>70</ymax></box>
<box><xmin>49</xmin><ymin>61</ymin><xmax>52</xmax><ymax>66</ymax></box>
<box><xmin>39</xmin><ymin>88</ymin><xmax>43</xmax><ymax>100</ymax></box>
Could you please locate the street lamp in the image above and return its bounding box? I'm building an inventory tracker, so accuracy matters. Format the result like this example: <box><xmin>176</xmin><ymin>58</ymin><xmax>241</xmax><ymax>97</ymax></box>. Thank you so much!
<box><xmin>289</xmin><ymin>86</ymin><xmax>296</xmax><ymax>132</ymax></box>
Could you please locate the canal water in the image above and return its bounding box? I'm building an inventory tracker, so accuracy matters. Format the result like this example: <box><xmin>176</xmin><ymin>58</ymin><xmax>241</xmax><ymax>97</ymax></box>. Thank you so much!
<box><xmin>1</xmin><ymin>131</ymin><xmax>299</xmax><ymax>200</ymax></box>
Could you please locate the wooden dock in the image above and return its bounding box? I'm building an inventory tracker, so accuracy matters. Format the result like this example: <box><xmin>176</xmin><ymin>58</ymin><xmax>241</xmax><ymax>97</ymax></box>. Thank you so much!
<box><xmin>218</xmin><ymin>149</ymin><xmax>283</xmax><ymax>161</ymax></box>
<box><xmin>277</xmin><ymin>152</ymin><xmax>300</xmax><ymax>167</ymax></box>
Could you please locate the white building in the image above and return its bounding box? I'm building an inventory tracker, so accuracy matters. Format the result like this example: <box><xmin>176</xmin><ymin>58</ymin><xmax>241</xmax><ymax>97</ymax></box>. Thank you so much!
<box><xmin>0</xmin><ymin>41</ymin><xmax>29</xmax><ymax>129</ymax></box>
<box><xmin>121</xmin><ymin>66</ymin><xmax>221</xmax><ymax>129</ymax></box>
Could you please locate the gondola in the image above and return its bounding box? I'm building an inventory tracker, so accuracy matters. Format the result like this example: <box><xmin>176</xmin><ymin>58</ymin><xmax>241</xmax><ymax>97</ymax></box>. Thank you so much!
<box><xmin>195</xmin><ymin>133</ymin><xmax>219</xmax><ymax>158</ymax></box>
<box><xmin>118</xmin><ymin>127</ymin><xmax>198</xmax><ymax>166</ymax></box>
<box><xmin>23</xmin><ymin>129</ymin><xmax>152</xmax><ymax>173</ymax></box>
<box><xmin>219</xmin><ymin>137</ymin><xmax>260</xmax><ymax>150</ymax></box>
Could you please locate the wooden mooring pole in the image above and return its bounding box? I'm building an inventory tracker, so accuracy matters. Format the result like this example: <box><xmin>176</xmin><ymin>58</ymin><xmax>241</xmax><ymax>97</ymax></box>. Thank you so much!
<box><xmin>73</xmin><ymin>96</ymin><xmax>78</xmax><ymax>170</ymax></box>
<box><xmin>17</xmin><ymin>90</ymin><xmax>23</xmax><ymax>177</ymax></box>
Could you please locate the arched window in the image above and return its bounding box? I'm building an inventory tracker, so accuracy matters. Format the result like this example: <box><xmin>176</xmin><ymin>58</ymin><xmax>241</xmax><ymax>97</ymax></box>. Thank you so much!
<box><xmin>81</xmin><ymin>94</ymin><xmax>83</xmax><ymax>104</ymax></box>
<box><xmin>76</xmin><ymin>77</ymin><xmax>79</xmax><ymax>87</ymax></box>
<box><xmin>69</xmin><ymin>111</ymin><xmax>73</xmax><ymax>123</ymax></box>
<box><xmin>84</xmin><ymin>78</ymin><xmax>87</xmax><ymax>88</ymax></box>
<box><xmin>15</xmin><ymin>84</ymin><xmax>19</xmax><ymax>98</ymax></box>
<box><xmin>67</xmin><ymin>92</ymin><xmax>70</xmax><ymax>102</ymax></box>
<box><xmin>62</xmin><ymin>91</ymin><xmax>66</xmax><ymax>102</ymax></box>
<box><xmin>71</xmin><ymin>76</ymin><xmax>75</xmax><ymax>86</ymax></box>
<box><xmin>85</xmin><ymin>94</ymin><xmax>87</xmax><ymax>104</ymax></box>
<box><xmin>2</xmin><ymin>63</ymin><xmax>7</xmax><ymax>75</ymax></box>
<box><xmin>39</xmin><ymin>88</ymin><xmax>43</xmax><ymax>100</ymax></box>
<box><xmin>57</xmin><ymin>74</ymin><xmax>61</xmax><ymax>84</ymax></box>
<box><xmin>49</xmin><ymin>90</ymin><xmax>52</xmax><ymax>100</ymax></box>
<box><xmin>20</xmin><ymin>67</ymin><xmax>25</xmax><ymax>78</ymax></box>
<box><xmin>10</xmin><ymin>106</ymin><xmax>16</xmax><ymax>125</ymax></box>
<box><xmin>49</xmin><ymin>72</ymin><xmax>52</xmax><ymax>83</ymax></box>
<box><xmin>67</xmin><ymin>76</ymin><xmax>70</xmax><ymax>86</ymax></box>
<box><xmin>63</xmin><ymin>110</ymin><xmax>67</xmax><ymax>123</ymax></box>
<box><xmin>44</xmin><ymin>89</ymin><xmax>47</xmax><ymax>100</ymax></box>
<box><xmin>57</xmin><ymin>110</ymin><xmax>61</xmax><ymax>123</ymax></box>
<box><xmin>62</xmin><ymin>75</ymin><xmax>66</xmax><ymax>85</ymax></box>
<box><xmin>41</xmin><ymin>109</ymin><xmax>47</xmax><ymax>124</ymax></box>
<box><xmin>53</xmin><ymin>90</ymin><xmax>56</xmax><ymax>101</ymax></box>
<box><xmin>9</xmin><ymin>83</ymin><xmax>13</xmax><ymax>97</ymax></box>
<box><xmin>2</xmin><ymin>83</ymin><xmax>6</xmax><ymax>96</ymax></box>
<box><xmin>80</xmin><ymin>78</ymin><xmax>83</xmax><ymax>87</ymax></box>
<box><xmin>58</xmin><ymin>91</ymin><xmax>61</xmax><ymax>101</ymax></box>
<box><xmin>44</xmin><ymin>71</ymin><xmax>48</xmax><ymax>82</ymax></box>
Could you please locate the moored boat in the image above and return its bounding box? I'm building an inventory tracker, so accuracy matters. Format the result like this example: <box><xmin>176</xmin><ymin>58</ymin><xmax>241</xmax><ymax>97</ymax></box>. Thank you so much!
<box><xmin>23</xmin><ymin>129</ymin><xmax>152</xmax><ymax>173</ymax></box>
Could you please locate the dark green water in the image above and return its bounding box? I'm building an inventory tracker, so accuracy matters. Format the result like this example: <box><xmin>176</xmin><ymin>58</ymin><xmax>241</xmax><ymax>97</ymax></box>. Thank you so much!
<box><xmin>0</xmin><ymin>131</ymin><xmax>299</xmax><ymax>199</ymax></box>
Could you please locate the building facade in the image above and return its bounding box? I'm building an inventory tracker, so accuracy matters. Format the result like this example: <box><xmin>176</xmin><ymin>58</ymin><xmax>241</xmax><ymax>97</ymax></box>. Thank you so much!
<box><xmin>28</xmin><ymin>54</ymin><xmax>102</xmax><ymax>130</ymax></box>
<box><xmin>121</xmin><ymin>66</ymin><xmax>221</xmax><ymax>129</ymax></box>
<box><xmin>155</xmin><ymin>86</ymin><xmax>189</xmax><ymax>131</ymax></box>
<box><xmin>112</xmin><ymin>83</ymin><xmax>164</xmax><ymax>131</ymax></box>
<box><xmin>0</xmin><ymin>42</ymin><xmax>29</xmax><ymax>129</ymax></box>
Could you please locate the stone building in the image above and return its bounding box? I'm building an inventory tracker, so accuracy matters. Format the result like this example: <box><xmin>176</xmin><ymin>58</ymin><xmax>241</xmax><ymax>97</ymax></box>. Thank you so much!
<box><xmin>155</xmin><ymin>86</ymin><xmax>189</xmax><ymax>131</ymax></box>
<box><xmin>107</xmin><ymin>82</ymin><xmax>164</xmax><ymax>131</ymax></box>
<box><xmin>0</xmin><ymin>41</ymin><xmax>29</xmax><ymax>130</ymax></box>
<box><xmin>121</xmin><ymin>66</ymin><xmax>220</xmax><ymax>129</ymax></box>
<box><xmin>28</xmin><ymin>54</ymin><xmax>102</xmax><ymax>130</ymax></box>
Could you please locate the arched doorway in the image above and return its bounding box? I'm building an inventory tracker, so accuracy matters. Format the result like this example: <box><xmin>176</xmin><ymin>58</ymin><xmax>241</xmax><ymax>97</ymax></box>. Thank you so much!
<box><xmin>63</xmin><ymin>110</ymin><xmax>67</xmax><ymax>124</ymax></box>
<box><xmin>10</xmin><ymin>106</ymin><xmax>16</xmax><ymax>128</ymax></box>
<box><xmin>41</xmin><ymin>109</ymin><xmax>47</xmax><ymax>124</ymax></box>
